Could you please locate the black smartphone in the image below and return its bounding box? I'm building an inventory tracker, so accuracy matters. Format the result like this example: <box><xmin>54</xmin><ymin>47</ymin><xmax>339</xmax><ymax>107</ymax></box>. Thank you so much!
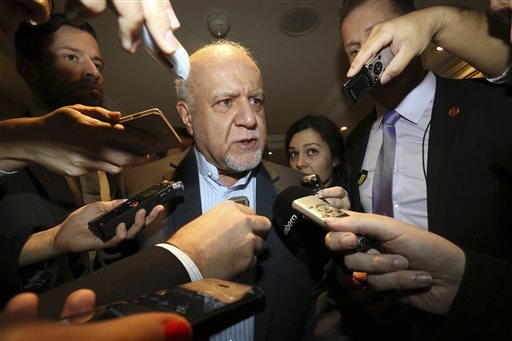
<box><xmin>342</xmin><ymin>46</ymin><xmax>394</xmax><ymax>103</ymax></box>
<box><xmin>59</xmin><ymin>278</ymin><xmax>265</xmax><ymax>340</ymax></box>
<box><xmin>88</xmin><ymin>180</ymin><xmax>184</xmax><ymax>241</ymax></box>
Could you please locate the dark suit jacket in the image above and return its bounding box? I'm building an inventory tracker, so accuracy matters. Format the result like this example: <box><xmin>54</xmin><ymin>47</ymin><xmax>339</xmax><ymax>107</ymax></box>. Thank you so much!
<box><xmin>0</xmin><ymin>164</ymin><xmax>78</xmax><ymax>307</ymax></box>
<box><xmin>346</xmin><ymin>75</ymin><xmax>512</xmax><ymax>339</ymax></box>
<box><xmin>116</xmin><ymin>148</ymin><xmax>316</xmax><ymax>341</ymax></box>
<box><xmin>40</xmin><ymin>149</ymin><xmax>316</xmax><ymax>340</ymax></box>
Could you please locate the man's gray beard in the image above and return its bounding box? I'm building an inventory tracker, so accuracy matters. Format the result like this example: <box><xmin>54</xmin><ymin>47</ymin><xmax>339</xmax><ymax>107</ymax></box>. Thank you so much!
<box><xmin>224</xmin><ymin>149</ymin><xmax>263</xmax><ymax>172</ymax></box>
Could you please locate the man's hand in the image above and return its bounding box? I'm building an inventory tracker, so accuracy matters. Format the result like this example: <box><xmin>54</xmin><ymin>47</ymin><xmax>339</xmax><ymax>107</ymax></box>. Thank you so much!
<box><xmin>324</xmin><ymin>211</ymin><xmax>465</xmax><ymax>315</ymax></box>
<box><xmin>1</xmin><ymin>105</ymin><xmax>158</xmax><ymax>176</ymax></box>
<box><xmin>19</xmin><ymin>200</ymin><xmax>164</xmax><ymax>266</ymax></box>
<box><xmin>65</xmin><ymin>0</ymin><xmax>180</xmax><ymax>54</ymax></box>
<box><xmin>169</xmin><ymin>200</ymin><xmax>271</xmax><ymax>279</ymax></box>
<box><xmin>317</xmin><ymin>185</ymin><xmax>351</xmax><ymax>209</ymax></box>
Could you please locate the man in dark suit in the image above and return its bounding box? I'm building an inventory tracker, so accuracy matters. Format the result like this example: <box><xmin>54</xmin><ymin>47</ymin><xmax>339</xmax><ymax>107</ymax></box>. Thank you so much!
<box><xmin>0</xmin><ymin>14</ymin><xmax>153</xmax><ymax>306</ymax></box>
<box><xmin>113</xmin><ymin>41</ymin><xmax>316</xmax><ymax>341</ymax></box>
<box><xmin>333</xmin><ymin>0</ymin><xmax>512</xmax><ymax>339</ymax></box>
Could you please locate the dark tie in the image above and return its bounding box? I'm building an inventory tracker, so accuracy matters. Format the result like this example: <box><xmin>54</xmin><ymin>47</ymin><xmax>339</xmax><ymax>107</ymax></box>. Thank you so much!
<box><xmin>372</xmin><ymin>110</ymin><xmax>400</xmax><ymax>217</ymax></box>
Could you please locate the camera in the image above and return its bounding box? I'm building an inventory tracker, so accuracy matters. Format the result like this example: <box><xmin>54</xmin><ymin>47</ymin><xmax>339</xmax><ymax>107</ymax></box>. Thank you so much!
<box><xmin>342</xmin><ymin>46</ymin><xmax>394</xmax><ymax>103</ymax></box>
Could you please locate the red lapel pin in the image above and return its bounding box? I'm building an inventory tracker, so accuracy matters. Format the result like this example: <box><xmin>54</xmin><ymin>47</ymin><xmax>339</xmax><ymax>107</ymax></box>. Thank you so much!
<box><xmin>448</xmin><ymin>106</ymin><xmax>460</xmax><ymax>117</ymax></box>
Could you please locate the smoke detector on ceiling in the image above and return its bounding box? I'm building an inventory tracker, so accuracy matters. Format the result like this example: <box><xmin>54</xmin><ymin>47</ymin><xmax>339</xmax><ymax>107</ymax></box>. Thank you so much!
<box><xmin>207</xmin><ymin>12</ymin><xmax>231</xmax><ymax>38</ymax></box>
<box><xmin>280</xmin><ymin>6</ymin><xmax>321</xmax><ymax>37</ymax></box>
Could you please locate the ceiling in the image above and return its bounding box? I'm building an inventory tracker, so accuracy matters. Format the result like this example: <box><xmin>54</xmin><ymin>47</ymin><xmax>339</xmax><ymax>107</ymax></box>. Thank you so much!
<box><xmin>0</xmin><ymin>0</ymin><xmax>478</xmax><ymax>165</ymax></box>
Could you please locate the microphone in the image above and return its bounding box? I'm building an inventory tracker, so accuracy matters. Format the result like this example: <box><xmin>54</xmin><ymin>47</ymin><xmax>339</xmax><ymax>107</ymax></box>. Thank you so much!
<box><xmin>272</xmin><ymin>186</ymin><xmax>374</xmax><ymax>274</ymax></box>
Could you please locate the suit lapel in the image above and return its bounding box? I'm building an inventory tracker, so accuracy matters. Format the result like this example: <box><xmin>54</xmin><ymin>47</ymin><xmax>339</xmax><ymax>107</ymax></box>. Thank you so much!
<box><xmin>427</xmin><ymin>76</ymin><xmax>468</xmax><ymax>236</ymax></box>
<box><xmin>253</xmin><ymin>162</ymin><xmax>282</xmax><ymax>340</ymax></box>
<box><xmin>166</xmin><ymin>149</ymin><xmax>202</xmax><ymax>235</ymax></box>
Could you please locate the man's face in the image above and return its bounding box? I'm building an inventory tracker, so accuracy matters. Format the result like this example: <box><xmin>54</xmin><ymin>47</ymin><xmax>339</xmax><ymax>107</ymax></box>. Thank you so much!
<box><xmin>179</xmin><ymin>45</ymin><xmax>266</xmax><ymax>174</ymax></box>
<box><xmin>341</xmin><ymin>0</ymin><xmax>398</xmax><ymax>64</ymax></box>
<box><xmin>36</xmin><ymin>25</ymin><xmax>104</xmax><ymax>109</ymax></box>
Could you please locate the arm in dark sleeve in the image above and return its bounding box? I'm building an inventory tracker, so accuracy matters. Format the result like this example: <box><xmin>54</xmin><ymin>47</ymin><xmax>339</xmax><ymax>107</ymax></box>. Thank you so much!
<box><xmin>0</xmin><ymin>232</ymin><xmax>32</xmax><ymax>307</ymax></box>
<box><xmin>439</xmin><ymin>249</ymin><xmax>512</xmax><ymax>338</ymax></box>
<box><xmin>38</xmin><ymin>246</ymin><xmax>191</xmax><ymax>318</ymax></box>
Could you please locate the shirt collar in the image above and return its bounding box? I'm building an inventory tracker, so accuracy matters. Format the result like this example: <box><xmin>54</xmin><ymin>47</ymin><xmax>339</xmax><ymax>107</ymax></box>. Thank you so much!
<box><xmin>376</xmin><ymin>71</ymin><xmax>436</xmax><ymax>127</ymax></box>
<box><xmin>395</xmin><ymin>71</ymin><xmax>436</xmax><ymax>124</ymax></box>
<box><xmin>194</xmin><ymin>146</ymin><xmax>254</xmax><ymax>188</ymax></box>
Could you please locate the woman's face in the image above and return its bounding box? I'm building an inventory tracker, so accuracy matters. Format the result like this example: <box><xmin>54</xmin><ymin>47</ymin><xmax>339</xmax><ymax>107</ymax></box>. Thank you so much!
<box><xmin>288</xmin><ymin>128</ymin><xmax>335</xmax><ymax>185</ymax></box>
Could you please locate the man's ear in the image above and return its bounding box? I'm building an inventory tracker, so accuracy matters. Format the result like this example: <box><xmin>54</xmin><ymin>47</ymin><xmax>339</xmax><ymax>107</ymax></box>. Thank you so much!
<box><xmin>176</xmin><ymin>101</ymin><xmax>194</xmax><ymax>136</ymax></box>
<box><xmin>15</xmin><ymin>58</ymin><xmax>40</xmax><ymax>88</ymax></box>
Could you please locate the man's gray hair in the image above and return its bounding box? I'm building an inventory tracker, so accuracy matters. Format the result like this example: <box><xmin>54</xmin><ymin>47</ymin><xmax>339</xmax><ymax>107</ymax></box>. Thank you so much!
<box><xmin>174</xmin><ymin>40</ymin><xmax>259</xmax><ymax>111</ymax></box>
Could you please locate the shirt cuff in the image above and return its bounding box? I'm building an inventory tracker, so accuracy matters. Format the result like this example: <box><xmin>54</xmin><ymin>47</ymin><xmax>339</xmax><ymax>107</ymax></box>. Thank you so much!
<box><xmin>0</xmin><ymin>169</ymin><xmax>18</xmax><ymax>177</ymax></box>
<box><xmin>486</xmin><ymin>63</ymin><xmax>512</xmax><ymax>85</ymax></box>
<box><xmin>156</xmin><ymin>243</ymin><xmax>203</xmax><ymax>281</ymax></box>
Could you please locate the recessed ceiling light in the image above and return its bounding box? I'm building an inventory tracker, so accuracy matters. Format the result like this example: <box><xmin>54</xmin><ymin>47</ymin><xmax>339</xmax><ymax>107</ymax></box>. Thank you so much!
<box><xmin>340</xmin><ymin>126</ymin><xmax>348</xmax><ymax>132</ymax></box>
<box><xmin>280</xmin><ymin>7</ymin><xmax>321</xmax><ymax>37</ymax></box>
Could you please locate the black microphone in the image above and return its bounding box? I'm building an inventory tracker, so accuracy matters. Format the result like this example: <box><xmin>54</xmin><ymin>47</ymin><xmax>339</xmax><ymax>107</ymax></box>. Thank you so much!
<box><xmin>273</xmin><ymin>186</ymin><xmax>374</xmax><ymax>274</ymax></box>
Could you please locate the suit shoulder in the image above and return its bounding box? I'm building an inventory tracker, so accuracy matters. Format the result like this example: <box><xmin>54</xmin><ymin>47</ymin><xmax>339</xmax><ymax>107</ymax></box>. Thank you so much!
<box><xmin>261</xmin><ymin>160</ymin><xmax>302</xmax><ymax>185</ymax></box>
<box><xmin>119</xmin><ymin>156</ymin><xmax>176</xmax><ymax>197</ymax></box>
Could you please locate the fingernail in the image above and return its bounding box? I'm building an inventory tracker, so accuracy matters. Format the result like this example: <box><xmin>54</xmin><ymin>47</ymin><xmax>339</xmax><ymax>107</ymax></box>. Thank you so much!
<box><xmin>164</xmin><ymin>319</ymin><xmax>192</xmax><ymax>341</ymax></box>
<box><xmin>415</xmin><ymin>274</ymin><xmax>432</xmax><ymax>286</ymax></box>
<box><xmin>343</xmin><ymin>235</ymin><xmax>358</xmax><ymax>249</ymax></box>
<box><xmin>316</xmin><ymin>190</ymin><xmax>325</xmax><ymax>197</ymax></box>
<box><xmin>347</xmin><ymin>68</ymin><xmax>354</xmax><ymax>77</ymax></box>
<box><xmin>392</xmin><ymin>257</ymin><xmax>408</xmax><ymax>269</ymax></box>
<box><xmin>165</xmin><ymin>30</ymin><xmax>177</xmax><ymax>52</ymax></box>
<box><xmin>380</xmin><ymin>74</ymin><xmax>390</xmax><ymax>84</ymax></box>
<box><xmin>131</xmin><ymin>39</ymin><xmax>142</xmax><ymax>53</ymax></box>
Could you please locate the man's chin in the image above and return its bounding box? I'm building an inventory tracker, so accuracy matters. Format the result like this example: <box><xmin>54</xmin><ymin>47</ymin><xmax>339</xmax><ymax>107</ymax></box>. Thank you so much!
<box><xmin>225</xmin><ymin>151</ymin><xmax>263</xmax><ymax>173</ymax></box>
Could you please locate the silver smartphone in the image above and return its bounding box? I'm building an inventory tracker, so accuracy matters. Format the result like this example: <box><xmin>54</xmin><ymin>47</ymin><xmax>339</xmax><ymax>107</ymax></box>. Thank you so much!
<box><xmin>292</xmin><ymin>194</ymin><xmax>349</xmax><ymax>227</ymax></box>
<box><xmin>342</xmin><ymin>46</ymin><xmax>394</xmax><ymax>103</ymax></box>
<box><xmin>117</xmin><ymin>108</ymin><xmax>182</xmax><ymax>155</ymax></box>
<box><xmin>292</xmin><ymin>195</ymin><xmax>372</xmax><ymax>251</ymax></box>
<box><xmin>142</xmin><ymin>25</ymin><xmax>190</xmax><ymax>79</ymax></box>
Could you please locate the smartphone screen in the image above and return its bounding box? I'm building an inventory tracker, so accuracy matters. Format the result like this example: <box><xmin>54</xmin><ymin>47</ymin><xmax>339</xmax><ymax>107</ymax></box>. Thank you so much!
<box><xmin>60</xmin><ymin>279</ymin><xmax>265</xmax><ymax>339</ymax></box>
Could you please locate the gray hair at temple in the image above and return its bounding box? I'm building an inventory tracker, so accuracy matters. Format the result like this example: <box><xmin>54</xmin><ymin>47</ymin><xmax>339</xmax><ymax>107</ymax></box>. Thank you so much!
<box><xmin>174</xmin><ymin>40</ymin><xmax>259</xmax><ymax>112</ymax></box>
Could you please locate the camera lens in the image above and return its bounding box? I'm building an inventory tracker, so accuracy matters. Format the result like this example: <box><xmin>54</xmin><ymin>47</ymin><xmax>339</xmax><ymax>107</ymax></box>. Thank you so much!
<box><xmin>374</xmin><ymin>61</ymin><xmax>383</xmax><ymax>75</ymax></box>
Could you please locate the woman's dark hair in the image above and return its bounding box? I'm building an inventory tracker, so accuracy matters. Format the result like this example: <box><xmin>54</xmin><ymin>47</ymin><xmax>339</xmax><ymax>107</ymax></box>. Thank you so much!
<box><xmin>15</xmin><ymin>13</ymin><xmax>97</xmax><ymax>63</ymax></box>
<box><xmin>285</xmin><ymin>114</ymin><xmax>348</xmax><ymax>181</ymax></box>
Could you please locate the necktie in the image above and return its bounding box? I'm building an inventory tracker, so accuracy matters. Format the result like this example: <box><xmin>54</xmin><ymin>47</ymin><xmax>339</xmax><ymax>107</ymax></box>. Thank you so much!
<box><xmin>372</xmin><ymin>110</ymin><xmax>400</xmax><ymax>217</ymax></box>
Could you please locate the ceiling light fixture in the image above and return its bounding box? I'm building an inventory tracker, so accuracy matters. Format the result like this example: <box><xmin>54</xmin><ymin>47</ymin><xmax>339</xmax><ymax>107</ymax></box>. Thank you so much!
<box><xmin>207</xmin><ymin>12</ymin><xmax>231</xmax><ymax>38</ymax></box>
<box><xmin>280</xmin><ymin>6</ymin><xmax>321</xmax><ymax>37</ymax></box>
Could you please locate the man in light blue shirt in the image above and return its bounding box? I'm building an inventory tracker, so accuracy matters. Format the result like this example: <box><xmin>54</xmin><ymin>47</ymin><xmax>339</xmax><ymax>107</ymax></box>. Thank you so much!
<box><xmin>117</xmin><ymin>40</ymin><xmax>316</xmax><ymax>341</ymax></box>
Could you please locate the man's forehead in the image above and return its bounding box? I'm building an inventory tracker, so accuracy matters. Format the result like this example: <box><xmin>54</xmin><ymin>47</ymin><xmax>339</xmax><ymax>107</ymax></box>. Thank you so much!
<box><xmin>45</xmin><ymin>25</ymin><xmax>97</xmax><ymax>46</ymax></box>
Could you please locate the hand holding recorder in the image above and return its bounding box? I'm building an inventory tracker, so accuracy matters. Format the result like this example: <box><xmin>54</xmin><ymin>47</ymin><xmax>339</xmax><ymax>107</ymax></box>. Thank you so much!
<box><xmin>324</xmin><ymin>210</ymin><xmax>465</xmax><ymax>315</ymax></box>
<box><xmin>18</xmin><ymin>199</ymin><xmax>164</xmax><ymax>267</ymax></box>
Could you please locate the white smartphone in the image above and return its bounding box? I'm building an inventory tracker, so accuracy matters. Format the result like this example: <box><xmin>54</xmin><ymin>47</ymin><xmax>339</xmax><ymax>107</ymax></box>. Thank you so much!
<box><xmin>117</xmin><ymin>108</ymin><xmax>182</xmax><ymax>155</ymax></box>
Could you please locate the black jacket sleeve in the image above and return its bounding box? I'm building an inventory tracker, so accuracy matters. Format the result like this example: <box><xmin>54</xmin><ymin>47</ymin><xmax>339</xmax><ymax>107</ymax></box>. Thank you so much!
<box><xmin>38</xmin><ymin>245</ymin><xmax>191</xmax><ymax>318</ymax></box>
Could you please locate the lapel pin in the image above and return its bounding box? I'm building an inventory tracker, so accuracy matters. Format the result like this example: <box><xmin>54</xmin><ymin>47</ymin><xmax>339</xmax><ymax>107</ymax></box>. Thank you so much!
<box><xmin>448</xmin><ymin>106</ymin><xmax>460</xmax><ymax>117</ymax></box>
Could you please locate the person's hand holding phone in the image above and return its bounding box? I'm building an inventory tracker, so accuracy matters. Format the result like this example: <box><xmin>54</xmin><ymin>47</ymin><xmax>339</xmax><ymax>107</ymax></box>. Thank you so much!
<box><xmin>1</xmin><ymin>290</ymin><xmax>192</xmax><ymax>341</ymax></box>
